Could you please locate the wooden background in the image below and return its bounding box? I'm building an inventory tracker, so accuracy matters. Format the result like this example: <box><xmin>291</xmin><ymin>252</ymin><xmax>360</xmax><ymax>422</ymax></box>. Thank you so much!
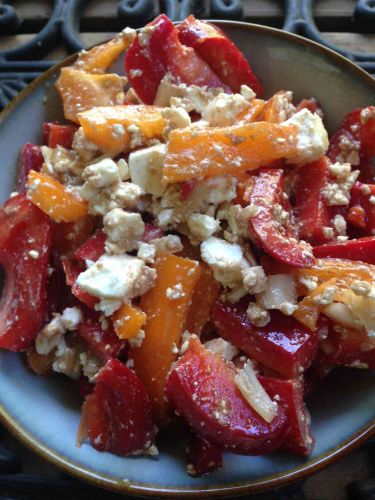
<box><xmin>0</xmin><ymin>0</ymin><xmax>374</xmax><ymax>60</ymax></box>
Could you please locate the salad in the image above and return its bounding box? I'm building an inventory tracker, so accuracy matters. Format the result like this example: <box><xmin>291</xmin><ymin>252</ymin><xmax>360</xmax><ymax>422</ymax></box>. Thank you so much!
<box><xmin>0</xmin><ymin>14</ymin><xmax>374</xmax><ymax>477</ymax></box>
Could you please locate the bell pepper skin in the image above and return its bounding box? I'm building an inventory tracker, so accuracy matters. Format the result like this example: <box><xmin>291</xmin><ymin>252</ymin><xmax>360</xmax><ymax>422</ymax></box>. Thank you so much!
<box><xmin>0</xmin><ymin>195</ymin><xmax>52</xmax><ymax>351</ymax></box>
<box><xmin>73</xmin><ymin>230</ymin><xmax>106</xmax><ymax>262</ymax></box>
<box><xmin>212</xmin><ymin>299</ymin><xmax>319</xmax><ymax>378</ymax></box>
<box><xmin>17</xmin><ymin>144</ymin><xmax>44</xmax><ymax>194</ymax></box>
<box><xmin>347</xmin><ymin>182</ymin><xmax>375</xmax><ymax>235</ymax></box>
<box><xmin>166</xmin><ymin>337</ymin><xmax>287</xmax><ymax>455</ymax></box>
<box><xmin>317</xmin><ymin>319</ymin><xmax>375</xmax><ymax>369</ymax></box>
<box><xmin>259</xmin><ymin>376</ymin><xmax>314</xmax><ymax>456</ymax></box>
<box><xmin>188</xmin><ymin>434</ymin><xmax>223</xmax><ymax>476</ymax></box>
<box><xmin>327</xmin><ymin>107</ymin><xmax>375</xmax><ymax>183</ymax></box>
<box><xmin>78</xmin><ymin>308</ymin><xmax>126</xmax><ymax>362</ymax></box>
<box><xmin>294</xmin><ymin>157</ymin><xmax>335</xmax><ymax>245</ymax></box>
<box><xmin>177</xmin><ymin>16</ymin><xmax>262</xmax><ymax>96</ymax></box>
<box><xmin>42</xmin><ymin>122</ymin><xmax>78</xmax><ymax>149</ymax></box>
<box><xmin>313</xmin><ymin>236</ymin><xmax>375</xmax><ymax>264</ymax></box>
<box><xmin>248</xmin><ymin>169</ymin><xmax>314</xmax><ymax>267</ymax></box>
<box><xmin>125</xmin><ymin>15</ymin><xmax>228</xmax><ymax>104</ymax></box>
<box><xmin>79</xmin><ymin>359</ymin><xmax>156</xmax><ymax>455</ymax></box>
<box><xmin>62</xmin><ymin>259</ymin><xmax>98</xmax><ymax>309</ymax></box>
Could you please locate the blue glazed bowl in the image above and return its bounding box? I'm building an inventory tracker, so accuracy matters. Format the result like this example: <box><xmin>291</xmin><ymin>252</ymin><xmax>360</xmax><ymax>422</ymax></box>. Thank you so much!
<box><xmin>0</xmin><ymin>21</ymin><xmax>374</xmax><ymax>497</ymax></box>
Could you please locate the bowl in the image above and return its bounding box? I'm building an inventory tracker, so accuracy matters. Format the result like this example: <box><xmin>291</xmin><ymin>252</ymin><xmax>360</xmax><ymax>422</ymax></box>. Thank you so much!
<box><xmin>0</xmin><ymin>20</ymin><xmax>374</xmax><ymax>498</ymax></box>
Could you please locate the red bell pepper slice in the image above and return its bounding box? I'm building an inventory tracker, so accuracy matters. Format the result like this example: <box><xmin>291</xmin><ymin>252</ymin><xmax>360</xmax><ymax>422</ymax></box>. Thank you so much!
<box><xmin>125</xmin><ymin>15</ymin><xmax>228</xmax><ymax>104</ymax></box>
<box><xmin>77</xmin><ymin>308</ymin><xmax>126</xmax><ymax>362</ymax></box>
<box><xmin>77</xmin><ymin>373</ymin><xmax>94</xmax><ymax>398</ymax></box>
<box><xmin>347</xmin><ymin>181</ymin><xmax>375</xmax><ymax>235</ymax></box>
<box><xmin>62</xmin><ymin>259</ymin><xmax>98</xmax><ymax>309</ymax></box>
<box><xmin>73</xmin><ymin>230</ymin><xmax>106</xmax><ymax>262</ymax></box>
<box><xmin>166</xmin><ymin>336</ymin><xmax>287</xmax><ymax>455</ymax></box>
<box><xmin>16</xmin><ymin>143</ymin><xmax>44</xmax><ymax>194</ymax></box>
<box><xmin>188</xmin><ymin>434</ymin><xmax>223</xmax><ymax>476</ymax></box>
<box><xmin>179</xmin><ymin>179</ymin><xmax>198</xmax><ymax>201</ymax></box>
<box><xmin>0</xmin><ymin>195</ymin><xmax>51</xmax><ymax>351</ymax></box>
<box><xmin>259</xmin><ymin>376</ymin><xmax>314</xmax><ymax>456</ymax></box>
<box><xmin>313</xmin><ymin>236</ymin><xmax>375</xmax><ymax>264</ymax></box>
<box><xmin>295</xmin><ymin>97</ymin><xmax>323</xmax><ymax>116</ymax></box>
<box><xmin>327</xmin><ymin>107</ymin><xmax>375</xmax><ymax>182</ymax></box>
<box><xmin>248</xmin><ymin>169</ymin><xmax>314</xmax><ymax>267</ymax></box>
<box><xmin>141</xmin><ymin>222</ymin><xmax>164</xmax><ymax>242</ymax></box>
<box><xmin>177</xmin><ymin>16</ymin><xmax>263</xmax><ymax>96</ymax></box>
<box><xmin>42</xmin><ymin>122</ymin><xmax>78</xmax><ymax>149</ymax></box>
<box><xmin>294</xmin><ymin>157</ymin><xmax>336</xmax><ymax>245</ymax></box>
<box><xmin>212</xmin><ymin>299</ymin><xmax>319</xmax><ymax>378</ymax></box>
<box><xmin>317</xmin><ymin>319</ymin><xmax>375</xmax><ymax>369</ymax></box>
<box><xmin>79</xmin><ymin>359</ymin><xmax>156</xmax><ymax>455</ymax></box>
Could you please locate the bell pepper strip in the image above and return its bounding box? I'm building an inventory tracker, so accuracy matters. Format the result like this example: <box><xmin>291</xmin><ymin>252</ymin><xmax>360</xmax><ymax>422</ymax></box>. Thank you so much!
<box><xmin>141</xmin><ymin>222</ymin><xmax>164</xmax><ymax>242</ymax></box>
<box><xmin>26</xmin><ymin>170</ymin><xmax>88</xmax><ymax>223</ymax></box>
<box><xmin>212</xmin><ymin>299</ymin><xmax>319</xmax><ymax>378</ymax></box>
<box><xmin>259</xmin><ymin>376</ymin><xmax>314</xmax><ymax>456</ymax></box>
<box><xmin>236</xmin><ymin>99</ymin><xmax>265</xmax><ymax>124</ymax></box>
<box><xmin>184</xmin><ymin>263</ymin><xmax>221</xmax><ymax>336</ymax></box>
<box><xmin>327</xmin><ymin>107</ymin><xmax>375</xmax><ymax>163</ymax></box>
<box><xmin>259</xmin><ymin>91</ymin><xmax>293</xmax><ymax>123</ymax></box>
<box><xmin>51</xmin><ymin>216</ymin><xmax>94</xmax><ymax>258</ymax></box>
<box><xmin>125</xmin><ymin>15</ymin><xmax>228</xmax><ymax>105</ymax></box>
<box><xmin>112</xmin><ymin>303</ymin><xmax>147</xmax><ymax>340</ymax></box>
<box><xmin>56</xmin><ymin>30</ymin><xmax>135</xmax><ymax>122</ymax></box>
<box><xmin>62</xmin><ymin>260</ymin><xmax>98</xmax><ymax>309</ymax></box>
<box><xmin>77</xmin><ymin>105</ymin><xmax>165</xmax><ymax>155</ymax></box>
<box><xmin>42</xmin><ymin>123</ymin><xmax>78</xmax><ymax>149</ymax></box>
<box><xmin>316</xmin><ymin>319</ymin><xmax>375</xmax><ymax>369</ymax></box>
<box><xmin>347</xmin><ymin>181</ymin><xmax>375</xmax><ymax>235</ymax></box>
<box><xmin>177</xmin><ymin>16</ymin><xmax>263</xmax><ymax>96</ymax></box>
<box><xmin>129</xmin><ymin>253</ymin><xmax>201</xmax><ymax>423</ymax></box>
<box><xmin>56</xmin><ymin>69</ymin><xmax>127</xmax><ymax>124</ymax></box>
<box><xmin>78</xmin><ymin>308</ymin><xmax>126</xmax><ymax>362</ymax></box>
<box><xmin>77</xmin><ymin>374</ymin><xmax>94</xmax><ymax>398</ymax></box>
<box><xmin>294</xmin><ymin>157</ymin><xmax>336</xmax><ymax>245</ymax></box>
<box><xmin>78</xmin><ymin>358</ymin><xmax>157</xmax><ymax>455</ymax></box>
<box><xmin>163</xmin><ymin>122</ymin><xmax>298</xmax><ymax>183</ymax></box>
<box><xmin>296</xmin><ymin>257</ymin><xmax>375</xmax><ymax>284</ymax></box>
<box><xmin>73</xmin><ymin>230</ymin><xmax>106</xmax><ymax>262</ymax></box>
<box><xmin>248</xmin><ymin>169</ymin><xmax>315</xmax><ymax>267</ymax></box>
<box><xmin>313</xmin><ymin>236</ymin><xmax>375</xmax><ymax>264</ymax></box>
<box><xmin>0</xmin><ymin>195</ymin><xmax>51</xmax><ymax>351</ymax></box>
<box><xmin>46</xmin><ymin>251</ymin><xmax>72</xmax><ymax>318</ymax></box>
<box><xmin>165</xmin><ymin>336</ymin><xmax>287</xmax><ymax>454</ymax></box>
<box><xmin>188</xmin><ymin>434</ymin><xmax>223</xmax><ymax>477</ymax></box>
<box><xmin>16</xmin><ymin>144</ymin><xmax>44</xmax><ymax>194</ymax></box>
<box><xmin>296</xmin><ymin>97</ymin><xmax>323</xmax><ymax>116</ymax></box>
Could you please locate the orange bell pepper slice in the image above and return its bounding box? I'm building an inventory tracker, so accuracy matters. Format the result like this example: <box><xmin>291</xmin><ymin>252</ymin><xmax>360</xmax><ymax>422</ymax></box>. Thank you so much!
<box><xmin>259</xmin><ymin>91</ymin><xmax>293</xmax><ymax>123</ymax></box>
<box><xmin>129</xmin><ymin>253</ymin><xmax>201</xmax><ymax>423</ymax></box>
<box><xmin>237</xmin><ymin>99</ymin><xmax>265</xmax><ymax>123</ymax></box>
<box><xmin>78</xmin><ymin>105</ymin><xmax>165</xmax><ymax>154</ymax></box>
<box><xmin>112</xmin><ymin>303</ymin><xmax>147</xmax><ymax>340</ymax></box>
<box><xmin>27</xmin><ymin>170</ymin><xmax>88</xmax><ymax>223</ymax></box>
<box><xmin>184</xmin><ymin>263</ymin><xmax>221</xmax><ymax>335</ymax></box>
<box><xmin>163</xmin><ymin>121</ymin><xmax>297</xmax><ymax>183</ymax></box>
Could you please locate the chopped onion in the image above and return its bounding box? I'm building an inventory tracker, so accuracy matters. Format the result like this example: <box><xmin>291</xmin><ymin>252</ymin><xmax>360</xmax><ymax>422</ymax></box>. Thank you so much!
<box><xmin>337</xmin><ymin>290</ymin><xmax>375</xmax><ymax>338</ymax></box>
<box><xmin>323</xmin><ymin>302</ymin><xmax>362</xmax><ymax>330</ymax></box>
<box><xmin>235</xmin><ymin>360</ymin><xmax>277</xmax><ymax>423</ymax></box>
<box><xmin>257</xmin><ymin>274</ymin><xmax>296</xmax><ymax>311</ymax></box>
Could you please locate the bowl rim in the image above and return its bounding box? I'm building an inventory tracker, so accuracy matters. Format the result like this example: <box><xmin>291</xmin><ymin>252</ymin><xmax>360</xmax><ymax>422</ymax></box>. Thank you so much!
<box><xmin>0</xmin><ymin>19</ymin><xmax>375</xmax><ymax>498</ymax></box>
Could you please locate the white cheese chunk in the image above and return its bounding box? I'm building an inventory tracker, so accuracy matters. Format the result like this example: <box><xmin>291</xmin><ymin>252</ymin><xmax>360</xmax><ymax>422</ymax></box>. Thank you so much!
<box><xmin>82</xmin><ymin>158</ymin><xmax>120</xmax><ymax>188</ymax></box>
<box><xmin>76</xmin><ymin>254</ymin><xmax>156</xmax><ymax>302</ymax></box>
<box><xmin>103</xmin><ymin>208</ymin><xmax>144</xmax><ymax>254</ymax></box>
<box><xmin>201</xmin><ymin>236</ymin><xmax>250</xmax><ymax>288</ymax></box>
<box><xmin>187</xmin><ymin>213</ymin><xmax>220</xmax><ymax>241</ymax></box>
<box><xmin>284</xmin><ymin>109</ymin><xmax>328</xmax><ymax>165</ymax></box>
<box><xmin>129</xmin><ymin>143</ymin><xmax>166</xmax><ymax>197</ymax></box>
<box><xmin>204</xmin><ymin>338</ymin><xmax>239</xmax><ymax>361</ymax></box>
<box><xmin>61</xmin><ymin>307</ymin><xmax>82</xmax><ymax>331</ymax></box>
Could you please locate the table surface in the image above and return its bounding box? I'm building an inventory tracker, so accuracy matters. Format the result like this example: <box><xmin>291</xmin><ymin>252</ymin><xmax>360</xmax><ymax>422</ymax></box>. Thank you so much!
<box><xmin>0</xmin><ymin>1</ymin><xmax>374</xmax><ymax>499</ymax></box>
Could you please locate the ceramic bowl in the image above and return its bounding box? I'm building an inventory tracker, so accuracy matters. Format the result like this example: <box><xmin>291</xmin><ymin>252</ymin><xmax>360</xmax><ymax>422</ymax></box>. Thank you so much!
<box><xmin>0</xmin><ymin>21</ymin><xmax>374</xmax><ymax>498</ymax></box>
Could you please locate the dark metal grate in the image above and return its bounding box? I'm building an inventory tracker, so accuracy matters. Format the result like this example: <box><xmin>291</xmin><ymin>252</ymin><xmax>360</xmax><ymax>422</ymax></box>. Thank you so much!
<box><xmin>0</xmin><ymin>0</ymin><xmax>375</xmax><ymax>110</ymax></box>
<box><xmin>0</xmin><ymin>0</ymin><xmax>375</xmax><ymax>498</ymax></box>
